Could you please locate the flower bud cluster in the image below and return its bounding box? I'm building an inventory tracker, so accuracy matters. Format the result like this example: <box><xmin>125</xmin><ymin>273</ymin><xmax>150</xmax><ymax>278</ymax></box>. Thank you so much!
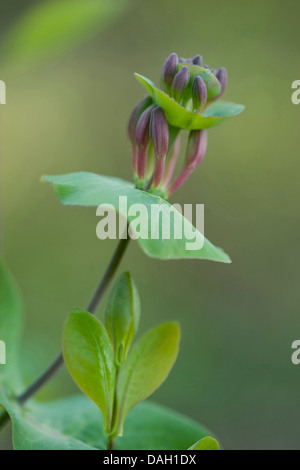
<box><xmin>161</xmin><ymin>53</ymin><xmax>227</xmax><ymax>110</ymax></box>
<box><xmin>128</xmin><ymin>53</ymin><xmax>228</xmax><ymax>195</ymax></box>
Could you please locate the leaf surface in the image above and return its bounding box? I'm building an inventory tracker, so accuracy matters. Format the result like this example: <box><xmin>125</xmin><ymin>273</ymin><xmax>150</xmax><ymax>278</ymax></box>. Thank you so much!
<box><xmin>63</xmin><ymin>310</ymin><xmax>115</xmax><ymax>433</ymax></box>
<box><xmin>114</xmin><ymin>323</ymin><xmax>180</xmax><ymax>435</ymax></box>
<box><xmin>42</xmin><ymin>172</ymin><xmax>231</xmax><ymax>263</ymax></box>
<box><xmin>135</xmin><ymin>73</ymin><xmax>244</xmax><ymax>130</ymax></box>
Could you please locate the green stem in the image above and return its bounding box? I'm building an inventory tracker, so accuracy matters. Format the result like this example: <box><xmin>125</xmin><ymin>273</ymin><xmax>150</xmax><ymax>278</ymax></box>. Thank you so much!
<box><xmin>15</xmin><ymin>236</ymin><xmax>130</xmax><ymax>406</ymax></box>
<box><xmin>107</xmin><ymin>436</ymin><xmax>115</xmax><ymax>451</ymax></box>
<box><xmin>108</xmin><ymin>367</ymin><xmax>120</xmax><ymax>443</ymax></box>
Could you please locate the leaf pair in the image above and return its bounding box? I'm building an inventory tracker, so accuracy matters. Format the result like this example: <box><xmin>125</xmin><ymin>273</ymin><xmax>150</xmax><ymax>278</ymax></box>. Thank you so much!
<box><xmin>42</xmin><ymin>172</ymin><xmax>231</xmax><ymax>263</ymax></box>
<box><xmin>135</xmin><ymin>73</ymin><xmax>244</xmax><ymax>130</ymax></box>
<box><xmin>0</xmin><ymin>258</ymin><xmax>217</xmax><ymax>449</ymax></box>
<box><xmin>63</xmin><ymin>272</ymin><xmax>180</xmax><ymax>438</ymax></box>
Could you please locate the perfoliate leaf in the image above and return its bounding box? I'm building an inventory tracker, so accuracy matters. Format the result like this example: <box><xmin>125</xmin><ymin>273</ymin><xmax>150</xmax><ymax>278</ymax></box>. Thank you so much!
<box><xmin>135</xmin><ymin>73</ymin><xmax>244</xmax><ymax>130</ymax></box>
<box><xmin>113</xmin><ymin>322</ymin><xmax>180</xmax><ymax>436</ymax></box>
<box><xmin>1</xmin><ymin>0</ymin><xmax>128</xmax><ymax>68</ymax></box>
<box><xmin>105</xmin><ymin>272</ymin><xmax>140</xmax><ymax>366</ymax></box>
<box><xmin>63</xmin><ymin>309</ymin><xmax>115</xmax><ymax>434</ymax></box>
<box><xmin>42</xmin><ymin>172</ymin><xmax>231</xmax><ymax>263</ymax></box>
<box><xmin>189</xmin><ymin>436</ymin><xmax>219</xmax><ymax>450</ymax></box>
<box><xmin>0</xmin><ymin>258</ymin><xmax>23</xmax><ymax>391</ymax></box>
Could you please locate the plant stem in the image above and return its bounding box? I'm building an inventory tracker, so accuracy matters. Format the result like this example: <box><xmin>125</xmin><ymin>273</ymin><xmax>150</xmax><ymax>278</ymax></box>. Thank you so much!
<box><xmin>17</xmin><ymin>236</ymin><xmax>130</xmax><ymax>406</ymax></box>
<box><xmin>107</xmin><ymin>436</ymin><xmax>115</xmax><ymax>450</ymax></box>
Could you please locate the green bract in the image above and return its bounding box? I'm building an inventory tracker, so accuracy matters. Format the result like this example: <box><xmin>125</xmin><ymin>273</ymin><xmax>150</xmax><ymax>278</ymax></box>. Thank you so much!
<box><xmin>135</xmin><ymin>73</ymin><xmax>244</xmax><ymax>130</ymax></box>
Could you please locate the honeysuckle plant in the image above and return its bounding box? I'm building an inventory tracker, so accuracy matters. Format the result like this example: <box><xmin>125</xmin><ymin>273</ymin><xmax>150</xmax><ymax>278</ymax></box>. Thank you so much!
<box><xmin>0</xmin><ymin>52</ymin><xmax>244</xmax><ymax>450</ymax></box>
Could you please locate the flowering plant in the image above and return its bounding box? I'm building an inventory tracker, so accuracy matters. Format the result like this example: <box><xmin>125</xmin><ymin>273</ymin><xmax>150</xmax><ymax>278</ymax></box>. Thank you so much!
<box><xmin>0</xmin><ymin>52</ymin><xmax>243</xmax><ymax>450</ymax></box>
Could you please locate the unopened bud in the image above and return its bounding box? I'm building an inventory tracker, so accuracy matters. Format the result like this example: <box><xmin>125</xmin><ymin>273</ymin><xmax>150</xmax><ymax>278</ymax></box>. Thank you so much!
<box><xmin>167</xmin><ymin>130</ymin><xmax>207</xmax><ymax>196</ymax></box>
<box><xmin>161</xmin><ymin>53</ymin><xmax>178</xmax><ymax>92</ymax></box>
<box><xmin>136</xmin><ymin>104</ymin><xmax>155</xmax><ymax>181</ymax></box>
<box><xmin>192</xmin><ymin>76</ymin><xmax>207</xmax><ymax>112</ymax></box>
<box><xmin>186</xmin><ymin>129</ymin><xmax>208</xmax><ymax>170</ymax></box>
<box><xmin>150</xmin><ymin>107</ymin><xmax>169</xmax><ymax>159</ymax></box>
<box><xmin>163</xmin><ymin>135</ymin><xmax>181</xmax><ymax>188</ymax></box>
<box><xmin>192</xmin><ymin>55</ymin><xmax>203</xmax><ymax>66</ymax></box>
<box><xmin>136</xmin><ymin>105</ymin><xmax>153</xmax><ymax>148</ymax></box>
<box><xmin>150</xmin><ymin>107</ymin><xmax>169</xmax><ymax>188</ymax></box>
<box><xmin>216</xmin><ymin>67</ymin><xmax>227</xmax><ymax>97</ymax></box>
<box><xmin>172</xmin><ymin>66</ymin><xmax>190</xmax><ymax>103</ymax></box>
<box><xmin>128</xmin><ymin>96</ymin><xmax>153</xmax><ymax>144</ymax></box>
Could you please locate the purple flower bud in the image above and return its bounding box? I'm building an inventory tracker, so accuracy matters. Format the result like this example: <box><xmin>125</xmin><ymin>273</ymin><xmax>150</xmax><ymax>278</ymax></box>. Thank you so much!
<box><xmin>216</xmin><ymin>67</ymin><xmax>227</xmax><ymax>97</ymax></box>
<box><xmin>150</xmin><ymin>107</ymin><xmax>169</xmax><ymax>158</ymax></box>
<box><xmin>178</xmin><ymin>57</ymin><xmax>185</xmax><ymax>63</ymax></box>
<box><xmin>136</xmin><ymin>104</ymin><xmax>155</xmax><ymax>181</ymax></box>
<box><xmin>128</xmin><ymin>96</ymin><xmax>153</xmax><ymax>144</ymax></box>
<box><xmin>192</xmin><ymin>76</ymin><xmax>207</xmax><ymax>112</ymax></box>
<box><xmin>192</xmin><ymin>55</ymin><xmax>203</xmax><ymax>66</ymax></box>
<box><xmin>135</xmin><ymin>105</ymin><xmax>153</xmax><ymax>148</ymax></box>
<box><xmin>161</xmin><ymin>53</ymin><xmax>178</xmax><ymax>91</ymax></box>
<box><xmin>172</xmin><ymin>66</ymin><xmax>190</xmax><ymax>103</ymax></box>
<box><xmin>128</xmin><ymin>96</ymin><xmax>153</xmax><ymax>177</ymax></box>
<box><xmin>185</xmin><ymin>129</ymin><xmax>208</xmax><ymax>170</ymax></box>
<box><xmin>150</xmin><ymin>107</ymin><xmax>169</xmax><ymax>188</ymax></box>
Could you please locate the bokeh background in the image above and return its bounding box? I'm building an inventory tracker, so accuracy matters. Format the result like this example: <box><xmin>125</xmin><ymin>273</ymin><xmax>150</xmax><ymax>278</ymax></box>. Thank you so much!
<box><xmin>0</xmin><ymin>0</ymin><xmax>300</xmax><ymax>450</ymax></box>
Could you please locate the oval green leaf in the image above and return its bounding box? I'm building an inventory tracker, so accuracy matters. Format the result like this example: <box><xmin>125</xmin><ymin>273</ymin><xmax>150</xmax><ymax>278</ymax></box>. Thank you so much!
<box><xmin>114</xmin><ymin>322</ymin><xmax>180</xmax><ymax>436</ymax></box>
<box><xmin>63</xmin><ymin>309</ymin><xmax>116</xmax><ymax>434</ymax></box>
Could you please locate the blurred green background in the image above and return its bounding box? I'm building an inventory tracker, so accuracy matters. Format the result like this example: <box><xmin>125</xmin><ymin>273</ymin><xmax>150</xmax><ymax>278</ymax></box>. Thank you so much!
<box><xmin>1</xmin><ymin>0</ymin><xmax>300</xmax><ymax>450</ymax></box>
